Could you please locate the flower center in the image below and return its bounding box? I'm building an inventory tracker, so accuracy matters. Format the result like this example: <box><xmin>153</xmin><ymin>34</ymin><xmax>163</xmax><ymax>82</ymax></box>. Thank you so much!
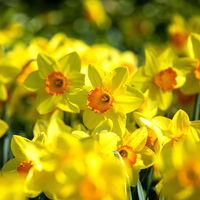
<box><xmin>171</xmin><ymin>32</ymin><xmax>188</xmax><ymax>48</ymax></box>
<box><xmin>154</xmin><ymin>67</ymin><xmax>177</xmax><ymax>91</ymax></box>
<box><xmin>117</xmin><ymin>145</ymin><xmax>137</xmax><ymax>168</ymax></box>
<box><xmin>178</xmin><ymin>161</ymin><xmax>200</xmax><ymax>187</ymax></box>
<box><xmin>79</xmin><ymin>178</ymin><xmax>104</xmax><ymax>200</ymax></box>
<box><xmin>17</xmin><ymin>161</ymin><xmax>33</xmax><ymax>176</ymax></box>
<box><xmin>45</xmin><ymin>72</ymin><xmax>68</xmax><ymax>95</ymax></box>
<box><xmin>87</xmin><ymin>87</ymin><xmax>114</xmax><ymax>114</ymax></box>
<box><xmin>119</xmin><ymin>149</ymin><xmax>128</xmax><ymax>158</ymax></box>
<box><xmin>194</xmin><ymin>60</ymin><xmax>200</xmax><ymax>80</ymax></box>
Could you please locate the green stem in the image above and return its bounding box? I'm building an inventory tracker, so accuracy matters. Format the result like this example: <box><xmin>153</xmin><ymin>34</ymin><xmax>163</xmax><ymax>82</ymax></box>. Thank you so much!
<box><xmin>194</xmin><ymin>93</ymin><xmax>200</xmax><ymax>120</ymax></box>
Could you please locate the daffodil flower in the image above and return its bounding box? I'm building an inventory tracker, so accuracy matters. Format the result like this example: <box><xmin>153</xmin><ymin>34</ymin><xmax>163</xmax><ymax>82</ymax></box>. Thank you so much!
<box><xmin>77</xmin><ymin>65</ymin><xmax>144</xmax><ymax>136</ymax></box>
<box><xmin>181</xmin><ymin>33</ymin><xmax>200</xmax><ymax>94</ymax></box>
<box><xmin>168</xmin><ymin>14</ymin><xmax>189</xmax><ymax>50</ymax></box>
<box><xmin>116</xmin><ymin>127</ymin><xmax>156</xmax><ymax>186</ymax></box>
<box><xmin>2</xmin><ymin>135</ymin><xmax>46</xmax><ymax>197</ymax></box>
<box><xmin>132</xmin><ymin>48</ymin><xmax>186</xmax><ymax>110</ymax></box>
<box><xmin>158</xmin><ymin>139</ymin><xmax>200</xmax><ymax>200</ymax></box>
<box><xmin>0</xmin><ymin>175</ymin><xmax>26</xmax><ymax>200</ymax></box>
<box><xmin>24</xmin><ymin>52</ymin><xmax>85</xmax><ymax>114</ymax></box>
<box><xmin>151</xmin><ymin>109</ymin><xmax>200</xmax><ymax>145</ymax></box>
<box><xmin>133</xmin><ymin>112</ymin><xmax>167</xmax><ymax>154</ymax></box>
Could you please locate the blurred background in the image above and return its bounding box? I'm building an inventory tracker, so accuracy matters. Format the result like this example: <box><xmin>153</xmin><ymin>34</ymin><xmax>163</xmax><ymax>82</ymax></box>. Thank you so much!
<box><xmin>1</xmin><ymin>0</ymin><xmax>200</xmax><ymax>53</ymax></box>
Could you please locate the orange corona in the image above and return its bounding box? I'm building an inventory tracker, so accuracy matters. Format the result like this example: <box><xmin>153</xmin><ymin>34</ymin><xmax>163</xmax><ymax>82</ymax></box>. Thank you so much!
<box><xmin>154</xmin><ymin>67</ymin><xmax>177</xmax><ymax>91</ymax></box>
<box><xmin>17</xmin><ymin>160</ymin><xmax>33</xmax><ymax>176</ymax></box>
<box><xmin>79</xmin><ymin>178</ymin><xmax>104</xmax><ymax>200</ymax></box>
<box><xmin>178</xmin><ymin>160</ymin><xmax>200</xmax><ymax>188</ymax></box>
<box><xmin>45</xmin><ymin>72</ymin><xmax>68</xmax><ymax>95</ymax></box>
<box><xmin>117</xmin><ymin>145</ymin><xmax>137</xmax><ymax>168</ymax></box>
<box><xmin>87</xmin><ymin>87</ymin><xmax>114</xmax><ymax>114</ymax></box>
<box><xmin>171</xmin><ymin>32</ymin><xmax>188</xmax><ymax>48</ymax></box>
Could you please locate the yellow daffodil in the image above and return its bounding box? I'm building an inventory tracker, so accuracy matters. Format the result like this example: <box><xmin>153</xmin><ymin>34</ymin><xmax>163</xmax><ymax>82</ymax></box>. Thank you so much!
<box><xmin>72</xmin><ymin>119</ymin><xmax>120</xmax><ymax>156</ymax></box>
<box><xmin>24</xmin><ymin>52</ymin><xmax>85</xmax><ymax>114</ymax></box>
<box><xmin>81</xmin><ymin>44</ymin><xmax>138</xmax><ymax>76</ymax></box>
<box><xmin>0</xmin><ymin>175</ymin><xmax>26</xmax><ymax>200</ymax></box>
<box><xmin>116</xmin><ymin>127</ymin><xmax>156</xmax><ymax>186</ymax></box>
<box><xmin>82</xmin><ymin>0</ymin><xmax>111</xmax><ymax>29</ymax></box>
<box><xmin>0</xmin><ymin>23</ymin><xmax>23</xmax><ymax>45</ymax></box>
<box><xmin>26</xmin><ymin>129</ymin><xmax>127</xmax><ymax>200</ymax></box>
<box><xmin>133</xmin><ymin>112</ymin><xmax>166</xmax><ymax>155</ymax></box>
<box><xmin>76</xmin><ymin>65</ymin><xmax>144</xmax><ymax>136</ymax></box>
<box><xmin>157</xmin><ymin>139</ymin><xmax>200</xmax><ymax>200</ymax></box>
<box><xmin>2</xmin><ymin>134</ymin><xmax>48</xmax><ymax>197</ymax></box>
<box><xmin>132</xmin><ymin>48</ymin><xmax>186</xmax><ymax>110</ymax></box>
<box><xmin>151</xmin><ymin>109</ymin><xmax>200</xmax><ymax>145</ymax></box>
<box><xmin>181</xmin><ymin>33</ymin><xmax>200</xmax><ymax>94</ymax></box>
<box><xmin>168</xmin><ymin>14</ymin><xmax>189</xmax><ymax>50</ymax></box>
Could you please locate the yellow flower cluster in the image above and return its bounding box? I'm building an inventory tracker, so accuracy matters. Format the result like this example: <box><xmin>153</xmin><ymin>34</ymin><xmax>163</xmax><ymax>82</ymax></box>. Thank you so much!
<box><xmin>1</xmin><ymin>17</ymin><xmax>200</xmax><ymax>200</ymax></box>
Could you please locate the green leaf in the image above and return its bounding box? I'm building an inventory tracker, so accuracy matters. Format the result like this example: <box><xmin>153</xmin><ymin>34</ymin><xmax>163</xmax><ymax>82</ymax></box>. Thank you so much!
<box><xmin>110</xmin><ymin>67</ymin><xmax>128</xmax><ymax>92</ymax></box>
<box><xmin>88</xmin><ymin>64</ymin><xmax>103</xmax><ymax>87</ymax></box>
<box><xmin>58</xmin><ymin>52</ymin><xmax>81</xmax><ymax>73</ymax></box>
<box><xmin>37</xmin><ymin>54</ymin><xmax>55</xmax><ymax>78</ymax></box>
<box><xmin>137</xmin><ymin>180</ymin><xmax>146</xmax><ymax>200</ymax></box>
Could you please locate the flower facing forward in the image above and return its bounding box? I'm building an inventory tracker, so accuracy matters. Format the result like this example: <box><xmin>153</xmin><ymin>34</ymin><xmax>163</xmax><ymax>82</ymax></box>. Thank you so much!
<box><xmin>132</xmin><ymin>48</ymin><xmax>186</xmax><ymax>110</ymax></box>
<box><xmin>157</xmin><ymin>140</ymin><xmax>200</xmax><ymax>200</ymax></box>
<box><xmin>76</xmin><ymin>65</ymin><xmax>144</xmax><ymax>136</ymax></box>
<box><xmin>24</xmin><ymin>52</ymin><xmax>85</xmax><ymax>114</ymax></box>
